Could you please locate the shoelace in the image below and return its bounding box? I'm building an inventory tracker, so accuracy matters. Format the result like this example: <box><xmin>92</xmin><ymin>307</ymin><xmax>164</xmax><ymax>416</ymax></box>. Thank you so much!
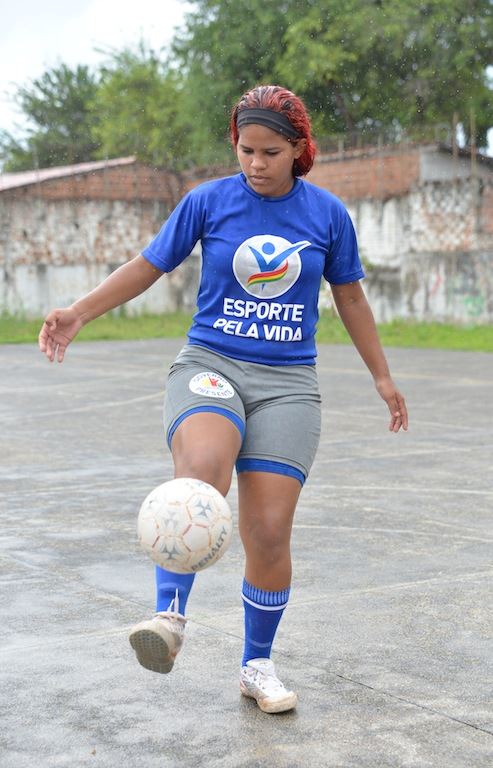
<box><xmin>154</xmin><ymin>590</ymin><xmax>186</xmax><ymax>624</ymax></box>
<box><xmin>247</xmin><ymin>667</ymin><xmax>285</xmax><ymax>694</ymax></box>
<box><xmin>168</xmin><ymin>588</ymin><xmax>180</xmax><ymax>615</ymax></box>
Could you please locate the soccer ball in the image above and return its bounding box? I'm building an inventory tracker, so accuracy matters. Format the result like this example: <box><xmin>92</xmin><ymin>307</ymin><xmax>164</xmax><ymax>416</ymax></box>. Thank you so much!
<box><xmin>137</xmin><ymin>478</ymin><xmax>233</xmax><ymax>573</ymax></box>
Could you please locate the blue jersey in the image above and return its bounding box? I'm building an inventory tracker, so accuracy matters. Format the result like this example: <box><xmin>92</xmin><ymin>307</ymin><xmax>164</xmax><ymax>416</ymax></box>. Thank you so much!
<box><xmin>142</xmin><ymin>173</ymin><xmax>364</xmax><ymax>365</ymax></box>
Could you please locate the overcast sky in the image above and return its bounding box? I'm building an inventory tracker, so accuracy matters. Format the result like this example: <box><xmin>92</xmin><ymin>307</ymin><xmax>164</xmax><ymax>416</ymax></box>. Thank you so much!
<box><xmin>0</xmin><ymin>0</ymin><xmax>191</xmax><ymax>133</ymax></box>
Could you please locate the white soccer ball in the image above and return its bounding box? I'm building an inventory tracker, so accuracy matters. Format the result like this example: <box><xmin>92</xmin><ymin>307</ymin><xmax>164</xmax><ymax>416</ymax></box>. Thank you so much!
<box><xmin>137</xmin><ymin>478</ymin><xmax>233</xmax><ymax>573</ymax></box>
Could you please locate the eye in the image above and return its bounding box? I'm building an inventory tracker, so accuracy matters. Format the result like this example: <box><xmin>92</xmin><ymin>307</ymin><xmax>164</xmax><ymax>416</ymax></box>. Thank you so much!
<box><xmin>266</xmin><ymin>150</ymin><xmax>280</xmax><ymax>156</ymax></box>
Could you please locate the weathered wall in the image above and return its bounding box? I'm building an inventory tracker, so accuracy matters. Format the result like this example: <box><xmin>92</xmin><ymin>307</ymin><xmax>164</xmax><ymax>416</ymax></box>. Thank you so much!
<box><xmin>1</xmin><ymin>148</ymin><xmax>492</xmax><ymax>322</ymax></box>
<box><xmin>340</xmin><ymin>177</ymin><xmax>493</xmax><ymax>323</ymax></box>
<box><xmin>1</xmin><ymin>162</ymin><xmax>184</xmax><ymax>203</ymax></box>
<box><xmin>307</xmin><ymin>146</ymin><xmax>421</xmax><ymax>201</ymax></box>
<box><xmin>0</xmin><ymin>196</ymin><xmax>200</xmax><ymax>316</ymax></box>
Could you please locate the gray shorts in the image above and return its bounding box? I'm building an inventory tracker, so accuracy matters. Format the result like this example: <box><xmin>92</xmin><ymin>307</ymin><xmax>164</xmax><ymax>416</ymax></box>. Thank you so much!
<box><xmin>164</xmin><ymin>345</ymin><xmax>321</xmax><ymax>485</ymax></box>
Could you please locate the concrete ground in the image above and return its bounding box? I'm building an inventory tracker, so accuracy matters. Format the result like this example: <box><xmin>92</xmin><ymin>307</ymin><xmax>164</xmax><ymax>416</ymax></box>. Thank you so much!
<box><xmin>1</xmin><ymin>338</ymin><xmax>492</xmax><ymax>768</ymax></box>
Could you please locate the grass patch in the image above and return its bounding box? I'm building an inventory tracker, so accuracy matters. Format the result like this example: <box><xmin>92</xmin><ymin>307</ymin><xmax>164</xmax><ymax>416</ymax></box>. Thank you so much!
<box><xmin>316</xmin><ymin>315</ymin><xmax>493</xmax><ymax>352</ymax></box>
<box><xmin>1</xmin><ymin>311</ymin><xmax>492</xmax><ymax>352</ymax></box>
<box><xmin>0</xmin><ymin>312</ymin><xmax>192</xmax><ymax>345</ymax></box>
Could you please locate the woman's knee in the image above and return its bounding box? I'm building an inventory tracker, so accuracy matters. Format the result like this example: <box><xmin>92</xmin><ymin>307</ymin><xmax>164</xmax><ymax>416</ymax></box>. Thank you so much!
<box><xmin>241</xmin><ymin>513</ymin><xmax>292</xmax><ymax>557</ymax></box>
<box><xmin>171</xmin><ymin>413</ymin><xmax>242</xmax><ymax>496</ymax></box>
<box><xmin>238</xmin><ymin>473</ymin><xmax>299</xmax><ymax>557</ymax></box>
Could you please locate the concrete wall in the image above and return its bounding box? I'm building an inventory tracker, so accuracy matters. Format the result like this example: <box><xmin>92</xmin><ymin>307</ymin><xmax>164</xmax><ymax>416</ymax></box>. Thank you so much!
<box><xmin>0</xmin><ymin>196</ymin><xmax>201</xmax><ymax>317</ymax></box>
<box><xmin>340</xmin><ymin>177</ymin><xmax>493</xmax><ymax>323</ymax></box>
<box><xmin>1</xmin><ymin>149</ymin><xmax>493</xmax><ymax>323</ymax></box>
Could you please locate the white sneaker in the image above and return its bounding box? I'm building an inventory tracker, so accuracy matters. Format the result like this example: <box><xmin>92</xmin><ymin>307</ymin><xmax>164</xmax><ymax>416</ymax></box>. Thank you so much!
<box><xmin>129</xmin><ymin>592</ymin><xmax>186</xmax><ymax>674</ymax></box>
<box><xmin>240</xmin><ymin>658</ymin><xmax>297</xmax><ymax>713</ymax></box>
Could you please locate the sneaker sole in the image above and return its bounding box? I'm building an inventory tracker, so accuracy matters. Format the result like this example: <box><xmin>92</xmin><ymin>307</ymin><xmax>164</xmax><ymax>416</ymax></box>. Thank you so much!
<box><xmin>240</xmin><ymin>682</ymin><xmax>297</xmax><ymax>714</ymax></box>
<box><xmin>129</xmin><ymin>628</ymin><xmax>174</xmax><ymax>674</ymax></box>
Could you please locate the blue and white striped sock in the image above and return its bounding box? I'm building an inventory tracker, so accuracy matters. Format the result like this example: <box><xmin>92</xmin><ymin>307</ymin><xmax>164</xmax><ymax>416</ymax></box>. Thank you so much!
<box><xmin>241</xmin><ymin>578</ymin><xmax>290</xmax><ymax>666</ymax></box>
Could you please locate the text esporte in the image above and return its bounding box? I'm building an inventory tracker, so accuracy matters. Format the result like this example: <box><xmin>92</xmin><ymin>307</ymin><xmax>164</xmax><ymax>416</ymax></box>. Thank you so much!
<box><xmin>213</xmin><ymin>297</ymin><xmax>304</xmax><ymax>342</ymax></box>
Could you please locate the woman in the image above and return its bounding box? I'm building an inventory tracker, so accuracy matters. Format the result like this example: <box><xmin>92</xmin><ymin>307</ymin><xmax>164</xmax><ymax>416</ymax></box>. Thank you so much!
<box><xmin>39</xmin><ymin>84</ymin><xmax>408</xmax><ymax>714</ymax></box>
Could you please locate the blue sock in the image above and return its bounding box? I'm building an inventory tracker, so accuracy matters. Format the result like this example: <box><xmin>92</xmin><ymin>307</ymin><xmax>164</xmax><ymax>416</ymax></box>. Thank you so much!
<box><xmin>241</xmin><ymin>579</ymin><xmax>291</xmax><ymax>666</ymax></box>
<box><xmin>155</xmin><ymin>567</ymin><xmax>195</xmax><ymax>615</ymax></box>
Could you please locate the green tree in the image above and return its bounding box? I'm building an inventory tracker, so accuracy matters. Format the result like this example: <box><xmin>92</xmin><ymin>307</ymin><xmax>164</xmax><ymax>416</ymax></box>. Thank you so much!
<box><xmin>91</xmin><ymin>43</ymin><xmax>192</xmax><ymax>168</ymax></box>
<box><xmin>2</xmin><ymin>1</ymin><xmax>491</xmax><ymax>172</ymax></box>
<box><xmin>277</xmin><ymin>0</ymin><xmax>493</xmax><ymax>145</ymax></box>
<box><xmin>0</xmin><ymin>63</ymin><xmax>100</xmax><ymax>171</ymax></box>
<box><xmin>172</xmin><ymin>0</ymin><xmax>316</xmax><ymax>164</ymax></box>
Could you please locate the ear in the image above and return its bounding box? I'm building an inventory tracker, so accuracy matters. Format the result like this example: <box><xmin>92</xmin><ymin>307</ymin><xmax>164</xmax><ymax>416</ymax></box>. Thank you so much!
<box><xmin>292</xmin><ymin>138</ymin><xmax>307</xmax><ymax>159</ymax></box>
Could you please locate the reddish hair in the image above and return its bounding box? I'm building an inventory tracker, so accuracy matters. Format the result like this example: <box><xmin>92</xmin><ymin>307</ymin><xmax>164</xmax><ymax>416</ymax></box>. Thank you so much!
<box><xmin>230</xmin><ymin>85</ymin><xmax>316</xmax><ymax>177</ymax></box>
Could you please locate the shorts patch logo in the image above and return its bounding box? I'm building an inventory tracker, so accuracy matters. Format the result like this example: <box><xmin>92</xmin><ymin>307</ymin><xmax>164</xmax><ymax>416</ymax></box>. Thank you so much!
<box><xmin>189</xmin><ymin>372</ymin><xmax>235</xmax><ymax>399</ymax></box>
<box><xmin>233</xmin><ymin>235</ymin><xmax>310</xmax><ymax>298</ymax></box>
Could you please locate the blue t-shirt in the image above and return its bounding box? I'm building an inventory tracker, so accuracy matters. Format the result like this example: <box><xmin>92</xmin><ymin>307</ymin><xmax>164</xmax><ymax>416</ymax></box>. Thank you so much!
<box><xmin>142</xmin><ymin>173</ymin><xmax>364</xmax><ymax>365</ymax></box>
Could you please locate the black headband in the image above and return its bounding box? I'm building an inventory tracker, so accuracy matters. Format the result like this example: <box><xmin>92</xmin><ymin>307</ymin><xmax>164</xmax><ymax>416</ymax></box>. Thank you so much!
<box><xmin>236</xmin><ymin>108</ymin><xmax>300</xmax><ymax>140</ymax></box>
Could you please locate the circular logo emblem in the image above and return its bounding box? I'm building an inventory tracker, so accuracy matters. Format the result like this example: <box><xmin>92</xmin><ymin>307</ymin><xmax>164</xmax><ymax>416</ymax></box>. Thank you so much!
<box><xmin>189</xmin><ymin>372</ymin><xmax>235</xmax><ymax>399</ymax></box>
<box><xmin>232</xmin><ymin>235</ymin><xmax>310</xmax><ymax>298</ymax></box>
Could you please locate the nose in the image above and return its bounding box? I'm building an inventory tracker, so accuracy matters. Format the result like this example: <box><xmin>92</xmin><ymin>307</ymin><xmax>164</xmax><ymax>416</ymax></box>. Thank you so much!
<box><xmin>251</xmin><ymin>153</ymin><xmax>267</xmax><ymax>170</ymax></box>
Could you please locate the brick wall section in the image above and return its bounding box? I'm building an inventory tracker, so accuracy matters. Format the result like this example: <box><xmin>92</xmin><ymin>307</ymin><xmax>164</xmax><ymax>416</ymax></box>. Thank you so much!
<box><xmin>182</xmin><ymin>165</ymin><xmax>238</xmax><ymax>193</ymax></box>
<box><xmin>1</xmin><ymin>147</ymin><xmax>491</xmax><ymax>207</ymax></box>
<box><xmin>1</xmin><ymin>164</ymin><xmax>184</xmax><ymax>205</ymax></box>
<box><xmin>183</xmin><ymin>149</ymin><xmax>422</xmax><ymax>202</ymax></box>
<box><xmin>0</xmin><ymin>149</ymin><xmax>422</xmax><ymax>206</ymax></box>
<box><xmin>307</xmin><ymin>148</ymin><xmax>421</xmax><ymax>201</ymax></box>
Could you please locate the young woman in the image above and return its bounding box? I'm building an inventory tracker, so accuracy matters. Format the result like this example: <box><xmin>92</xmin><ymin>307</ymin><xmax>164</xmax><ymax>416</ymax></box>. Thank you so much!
<box><xmin>39</xmin><ymin>84</ymin><xmax>408</xmax><ymax>714</ymax></box>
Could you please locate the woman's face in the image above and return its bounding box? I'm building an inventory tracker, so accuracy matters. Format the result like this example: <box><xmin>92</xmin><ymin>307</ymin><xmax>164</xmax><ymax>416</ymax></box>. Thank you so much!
<box><xmin>236</xmin><ymin>123</ymin><xmax>306</xmax><ymax>198</ymax></box>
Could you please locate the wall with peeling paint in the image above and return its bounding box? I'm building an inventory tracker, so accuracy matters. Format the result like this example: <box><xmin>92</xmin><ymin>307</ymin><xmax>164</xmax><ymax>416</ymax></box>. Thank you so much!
<box><xmin>342</xmin><ymin>177</ymin><xmax>493</xmax><ymax>324</ymax></box>
<box><xmin>1</xmin><ymin>149</ymin><xmax>492</xmax><ymax>323</ymax></box>
<box><xmin>0</xmin><ymin>196</ymin><xmax>201</xmax><ymax>317</ymax></box>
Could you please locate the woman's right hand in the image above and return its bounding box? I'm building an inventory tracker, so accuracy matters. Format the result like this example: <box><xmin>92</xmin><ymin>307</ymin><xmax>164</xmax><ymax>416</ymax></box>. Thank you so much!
<box><xmin>38</xmin><ymin>307</ymin><xmax>85</xmax><ymax>362</ymax></box>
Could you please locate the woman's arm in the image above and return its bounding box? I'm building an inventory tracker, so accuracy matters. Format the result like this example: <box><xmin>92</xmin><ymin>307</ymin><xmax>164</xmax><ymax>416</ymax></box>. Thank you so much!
<box><xmin>39</xmin><ymin>255</ymin><xmax>164</xmax><ymax>362</ymax></box>
<box><xmin>72</xmin><ymin>254</ymin><xmax>164</xmax><ymax>323</ymax></box>
<box><xmin>330</xmin><ymin>281</ymin><xmax>408</xmax><ymax>432</ymax></box>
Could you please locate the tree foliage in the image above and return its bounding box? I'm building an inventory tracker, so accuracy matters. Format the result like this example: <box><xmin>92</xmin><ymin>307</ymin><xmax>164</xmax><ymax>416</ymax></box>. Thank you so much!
<box><xmin>1</xmin><ymin>0</ymin><xmax>492</xmax><ymax>171</ymax></box>
<box><xmin>171</xmin><ymin>0</ymin><xmax>318</xmax><ymax>163</ymax></box>
<box><xmin>278</xmin><ymin>0</ymin><xmax>493</xmax><ymax>144</ymax></box>
<box><xmin>0</xmin><ymin>64</ymin><xmax>100</xmax><ymax>171</ymax></box>
<box><xmin>91</xmin><ymin>43</ymin><xmax>192</xmax><ymax>168</ymax></box>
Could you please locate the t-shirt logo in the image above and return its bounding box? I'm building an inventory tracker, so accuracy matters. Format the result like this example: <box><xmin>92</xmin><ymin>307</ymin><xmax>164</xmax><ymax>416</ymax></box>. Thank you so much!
<box><xmin>232</xmin><ymin>235</ymin><xmax>311</xmax><ymax>298</ymax></box>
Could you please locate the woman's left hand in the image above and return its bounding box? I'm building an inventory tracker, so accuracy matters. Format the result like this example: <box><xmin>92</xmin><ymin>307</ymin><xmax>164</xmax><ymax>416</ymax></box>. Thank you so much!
<box><xmin>375</xmin><ymin>376</ymin><xmax>408</xmax><ymax>432</ymax></box>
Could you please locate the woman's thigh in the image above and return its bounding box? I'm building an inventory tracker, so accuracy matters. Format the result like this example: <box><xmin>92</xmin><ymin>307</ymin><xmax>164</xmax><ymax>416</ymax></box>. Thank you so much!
<box><xmin>171</xmin><ymin>411</ymin><xmax>242</xmax><ymax>496</ymax></box>
<box><xmin>238</xmin><ymin>393</ymin><xmax>321</xmax><ymax>485</ymax></box>
<box><xmin>164</xmin><ymin>349</ymin><xmax>245</xmax><ymax>495</ymax></box>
